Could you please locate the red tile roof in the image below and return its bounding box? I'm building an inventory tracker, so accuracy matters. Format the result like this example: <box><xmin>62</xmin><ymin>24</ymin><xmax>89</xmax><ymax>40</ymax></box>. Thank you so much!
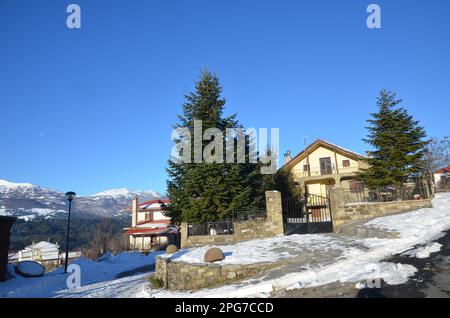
<box><xmin>125</xmin><ymin>198</ymin><xmax>171</xmax><ymax>212</ymax></box>
<box><xmin>124</xmin><ymin>226</ymin><xmax>178</xmax><ymax>236</ymax></box>
<box><xmin>136</xmin><ymin>219</ymin><xmax>172</xmax><ymax>226</ymax></box>
<box><xmin>139</xmin><ymin>198</ymin><xmax>171</xmax><ymax>206</ymax></box>
<box><xmin>435</xmin><ymin>166</ymin><xmax>450</xmax><ymax>174</ymax></box>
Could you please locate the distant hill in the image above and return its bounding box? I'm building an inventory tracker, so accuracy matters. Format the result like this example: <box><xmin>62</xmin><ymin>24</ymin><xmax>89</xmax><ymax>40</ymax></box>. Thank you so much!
<box><xmin>0</xmin><ymin>179</ymin><xmax>165</xmax><ymax>251</ymax></box>
<box><xmin>0</xmin><ymin>179</ymin><xmax>163</xmax><ymax>220</ymax></box>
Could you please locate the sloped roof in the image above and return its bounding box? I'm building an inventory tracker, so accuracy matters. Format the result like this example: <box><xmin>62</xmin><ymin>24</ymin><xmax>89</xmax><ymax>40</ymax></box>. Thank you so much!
<box><xmin>124</xmin><ymin>225</ymin><xmax>178</xmax><ymax>236</ymax></box>
<box><xmin>435</xmin><ymin>166</ymin><xmax>450</xmax><ymax>174</ymax></box>
<box><xmin>281</xmin><ymin>139</ymin><xmax>366</xmax><ymax>171</ymax></box>
<box><xmin>126</xmin><ymin>198</ymin><xmax>171</xmax><ymax>212</ymax></box>
<box><xmin>136</xmin><ymin>219</ymin><xmax>172</xmax><ymax>226</ymax></box>
<box><xmin>25</xmin><ymin>241</ymin><xmax>59</xmax><ymax>250</ymax></box>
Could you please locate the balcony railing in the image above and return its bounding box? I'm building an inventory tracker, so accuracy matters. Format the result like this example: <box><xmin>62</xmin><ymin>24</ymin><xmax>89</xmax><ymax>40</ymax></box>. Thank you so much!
<box><xmin>295</xmin><ymin>165</ymin><xmax>359</xmax><ymax>177</ymax></box>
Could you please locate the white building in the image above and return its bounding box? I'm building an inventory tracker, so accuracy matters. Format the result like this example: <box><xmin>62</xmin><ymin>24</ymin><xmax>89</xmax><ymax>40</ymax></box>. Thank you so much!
<box><xmin>18</xmin><ymin>241</ymin><xmax>60</xmax><ymax>264</ymax></box>
<box><xmin>123</xmin><ymin>198</ymin><xmax>178</xmax><ymax>251</ymax></box>
<box><xmin>435</xmin><ymin>166</ymin><xmax>450</xmax><ymax>191</ymax></box>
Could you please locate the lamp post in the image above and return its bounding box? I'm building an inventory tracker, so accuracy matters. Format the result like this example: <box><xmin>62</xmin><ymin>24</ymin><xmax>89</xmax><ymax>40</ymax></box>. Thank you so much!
<box><xmin>64</xmin><ymin>191</ymin><xmax>76</xmax><ymax>273</ymax></box>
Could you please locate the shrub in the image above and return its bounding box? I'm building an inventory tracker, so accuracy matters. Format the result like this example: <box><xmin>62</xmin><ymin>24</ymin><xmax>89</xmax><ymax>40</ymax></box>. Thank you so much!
<box><xmin>148</xmin><ymin>275</ymin><xmax>164</xmax><ymax>288</ymax></box>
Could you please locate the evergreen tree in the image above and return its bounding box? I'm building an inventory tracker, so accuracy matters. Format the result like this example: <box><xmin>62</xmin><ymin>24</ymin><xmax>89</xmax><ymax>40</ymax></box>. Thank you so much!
<box><xmin>165</xmin><ymin>71</ymin><xmax>267</xmax><ymax>223</ymax></box>
<box><xmin>357</xmin><ymin>90</ymin><xmax>429</xmax><ymax>191</ymax></box>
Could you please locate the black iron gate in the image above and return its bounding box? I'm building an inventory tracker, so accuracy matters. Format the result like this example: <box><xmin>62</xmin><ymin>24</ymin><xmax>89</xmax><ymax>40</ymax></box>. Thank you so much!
<box><xmin>282</xmin><ymin>193</ymin><xmax>333</xmax><ymax>235</ymax></box>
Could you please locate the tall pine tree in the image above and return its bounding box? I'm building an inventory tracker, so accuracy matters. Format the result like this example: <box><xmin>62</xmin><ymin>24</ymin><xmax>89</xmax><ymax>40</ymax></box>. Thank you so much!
<box><xmin>357</xmin><ymin>90</ymin><xmax>429</xmax><ymax>191</ymax></box>
<box><xmin>165</xmin><ymin>71</ymin><xmax>266</xmax><ymax>223</ymax></box>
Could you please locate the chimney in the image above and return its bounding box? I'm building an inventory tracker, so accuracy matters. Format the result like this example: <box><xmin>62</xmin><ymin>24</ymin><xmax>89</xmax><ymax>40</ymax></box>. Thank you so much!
<box><xmin>131</xmin><ymin>197</ymin><xmax>138</xmax><ymax>227</ymax></box>
<box><xmin>284</xmin><ymin>150</ymin><xmax>292</xmax><ymax>164</ymax></box>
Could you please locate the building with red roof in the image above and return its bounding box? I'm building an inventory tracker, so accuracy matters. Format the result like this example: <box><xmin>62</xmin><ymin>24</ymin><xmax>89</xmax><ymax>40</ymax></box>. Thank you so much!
<box><xmin>123</xmin><ymin>198</ymin><xmax>178</xmax><ymax>251</ymax></box>
<box><xmin>434</xmin><ymin>166</ymin><xmax>450</xmax><ymax>191</ymax></box>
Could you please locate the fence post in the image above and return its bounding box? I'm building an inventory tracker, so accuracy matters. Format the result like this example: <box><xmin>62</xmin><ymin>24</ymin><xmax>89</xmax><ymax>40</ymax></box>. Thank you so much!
<box><xmin>304</xmin><ymin>193</ymin><xmax>310</xmax><ymax>233</ymax></box>
<box><xmin>265</xmin><ymin>191</ymin><xmax>284</xmax><ymax>235</ymax></box>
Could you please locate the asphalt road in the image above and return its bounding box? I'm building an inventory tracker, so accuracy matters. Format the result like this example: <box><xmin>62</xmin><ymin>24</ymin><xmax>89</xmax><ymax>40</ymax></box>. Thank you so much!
<box><xmin>378</xmin><ymin>229</ymin><xmax>450</xmax><ymax>298</ymax></box>
<box><xmin>276</xmin><ymin>229</ymin><xmax>450</xmax><ymax>298</ymax></box>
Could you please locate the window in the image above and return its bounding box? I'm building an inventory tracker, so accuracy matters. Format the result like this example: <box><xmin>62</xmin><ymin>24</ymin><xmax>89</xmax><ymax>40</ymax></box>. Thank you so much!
<box><xmin>320</xmin><ymin>157</ymin><xmax>332</xmax><ymax>175</ymax></box>
<box><xmin>303</xmin><ymin>164</ymin><xmax>310</xmax><ymax>172</ymax></box>
<box><xmin>342</xmin><ymin>160</ymin><xmax>350</xmax><ymax>168</ymax></box>
<box><xmin>145</xmin><ymin>213</ymin><xmax>152</xmax><ymax>221</ymax></box>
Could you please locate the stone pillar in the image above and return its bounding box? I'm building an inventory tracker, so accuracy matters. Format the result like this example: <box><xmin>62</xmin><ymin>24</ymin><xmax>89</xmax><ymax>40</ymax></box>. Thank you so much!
<box><xmin>265</xmin><ymin>191</ymin><xmax>284</xmax><ymax>235</ymax></box>
<box><xmin>329</xmin><ymin>187</ymin><xmax>345</xmax><ymax>210</ymax></box>
<box><xmin>329</xmin><ymin>187</ymin><xmax>346</xmax><ymax>233</ymax></box>
<box><xmin>180</xmin><ymin>222</ymin><xmax>189</xmax><ymax>248</ymax></box>
<box><xmin>155</xmin><ymin>256</ymin><xmax>169</xmax><ymax>288</ymax></box>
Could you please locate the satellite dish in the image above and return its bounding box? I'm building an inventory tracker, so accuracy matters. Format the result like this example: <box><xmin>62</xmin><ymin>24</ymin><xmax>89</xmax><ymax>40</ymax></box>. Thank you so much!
<box><xmin>15</xmin><ymin>261</ymin><xmax>45</xmax><ymax>278</ymax></box>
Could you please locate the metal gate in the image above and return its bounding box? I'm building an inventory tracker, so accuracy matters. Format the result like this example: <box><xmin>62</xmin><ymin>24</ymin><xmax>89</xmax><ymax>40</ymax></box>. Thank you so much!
<box><xmin>282</xmin><ymin>193</ymin><xmax>333</xmax><ymax>235</ymax></box>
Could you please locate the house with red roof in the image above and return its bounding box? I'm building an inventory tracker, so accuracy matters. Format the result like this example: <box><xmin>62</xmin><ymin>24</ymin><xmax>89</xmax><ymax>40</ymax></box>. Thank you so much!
<box><xmin>434</xmin><ymin>166</ymin><xmax>450</xmax><ymax>191</ymax></box>
<box><xmin>123</xmin><ymin>198</ymin><xmax>179</xmax><ymax>251</ymax></box>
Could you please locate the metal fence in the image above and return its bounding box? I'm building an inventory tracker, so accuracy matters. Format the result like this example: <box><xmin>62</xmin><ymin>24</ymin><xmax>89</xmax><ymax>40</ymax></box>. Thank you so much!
<box><xmin>232</xmin><ymin>208</ymin><xmax>267</xmax><ymax>222</ymax></box>
<box><xmin>188</xmin><ymin>220</ymin><xmax>234</xmax><ymax>236</ymax></box>
<box><xmin>343</xmin><ymin>184</ymin><xmax>430</xmax><ymax>204</ymax></box>
<box><xmin>187</xmin><ymin>209</ymin><xmax>267</xmax><ymax>237</ymax></box>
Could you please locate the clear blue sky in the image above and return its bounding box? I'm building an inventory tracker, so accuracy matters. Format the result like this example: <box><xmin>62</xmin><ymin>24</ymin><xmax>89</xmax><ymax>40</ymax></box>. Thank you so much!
<box><xmin>1</xmin><ymin>0</ymin><xmax>449</xmax><ymax>195</ymax></box>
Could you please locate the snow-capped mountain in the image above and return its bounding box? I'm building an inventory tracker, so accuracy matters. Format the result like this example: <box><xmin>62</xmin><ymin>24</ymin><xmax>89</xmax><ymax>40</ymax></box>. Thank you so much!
<box><xmin>90</xmin><ymin>188</ymin><xmax>161</xmax><ymax>199</ymax></box>
<box><xmin>0</xmin><ymin>179</ymin><xmax>163</xmax><ymax>221</ymax></box>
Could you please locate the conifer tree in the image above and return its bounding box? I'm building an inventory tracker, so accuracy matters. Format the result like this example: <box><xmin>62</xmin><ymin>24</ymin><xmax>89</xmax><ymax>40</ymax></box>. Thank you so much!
<box><xmin>165</xmin><ymin>71</ymin><xmax>267</xmax><ymax>223</ymax></box>
<box><xmin>357</xmin><ymin>90</ymin><xmax>429</xmax><ymax>192</ymax></box>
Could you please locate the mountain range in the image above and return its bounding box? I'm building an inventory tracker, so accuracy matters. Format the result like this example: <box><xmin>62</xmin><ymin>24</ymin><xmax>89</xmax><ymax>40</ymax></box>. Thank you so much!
<box><xmin>0</xmin><ymin>179</ymin><xmax>163</xmax><ymax>221</ymax></box>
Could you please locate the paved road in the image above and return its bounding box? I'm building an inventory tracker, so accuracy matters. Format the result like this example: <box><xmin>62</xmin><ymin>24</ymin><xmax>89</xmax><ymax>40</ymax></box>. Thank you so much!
<box><xmin>276</xmin><ymin>229</ymin><xmax>450</xmax><ymax>298</ymax></box>
<box><xmin>379</xmin><ymin>229</ymin><xmax>450</xmax><ymax>298</ymax></box>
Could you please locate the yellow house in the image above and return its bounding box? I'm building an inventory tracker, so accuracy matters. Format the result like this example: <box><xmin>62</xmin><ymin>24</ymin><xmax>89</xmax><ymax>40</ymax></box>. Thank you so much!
<box><xmin>281</xmin><ymin>139</ymin><xmax>368</xmax><ymax>197</ymax></box>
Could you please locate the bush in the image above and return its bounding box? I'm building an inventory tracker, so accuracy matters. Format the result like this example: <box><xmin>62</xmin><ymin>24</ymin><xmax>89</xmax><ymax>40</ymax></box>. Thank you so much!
<box><xmin>148</xmin><ymin>275</ymin><xmax>164</xmax><ymax>288</ymax></box>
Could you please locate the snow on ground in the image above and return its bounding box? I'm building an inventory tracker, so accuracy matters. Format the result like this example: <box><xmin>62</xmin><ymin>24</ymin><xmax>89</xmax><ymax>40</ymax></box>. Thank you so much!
<box><xmin>0</xmin><ymin>251</ymin><xmax>162</xmax><ymax>298</ymax></box>
<box><xmin>54</xmin><ymin>273</ymin><xmax>151</xmax><ymax>298</ymax></box>
<box><xmin>168</xmin><ymin>234</ymin><xmax>351</xmax><ymax>266</ymax></box>
<box><xmin>401</xmin><ymin>242</ymin><xmax>443</xmax><ymax>259</ymax></box>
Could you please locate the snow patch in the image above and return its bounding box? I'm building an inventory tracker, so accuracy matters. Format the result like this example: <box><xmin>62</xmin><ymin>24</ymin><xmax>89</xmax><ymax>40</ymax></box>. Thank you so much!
<box><xmin>402</xmin><ymin>242</ymin><xmax>442</xmax><ymax>259</ymax></box>
<box><xmin>0</xmin><ymin>251</ymin><xmax>163</xmax><ymax>298</ymax></box>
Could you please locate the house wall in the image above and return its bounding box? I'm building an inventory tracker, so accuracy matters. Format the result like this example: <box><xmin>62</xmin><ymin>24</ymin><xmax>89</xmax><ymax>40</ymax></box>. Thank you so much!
<box><xmin>291</xmin><ymin>146</ymin><xmax>361</xmax><ymax>178</ymax></box>
<box><xmin>434</xmin><ymin>173</ymin><xmax>441</xmax><ymax>185</ymax></box>
<box><xmin>289</xmin><ymin>145</ymin><xmax>366</xmax><ymax>196</ymax></box>
<box><xmin>435</xmin><ymin>172</ymin><xmax>450</xmax><ymax>191</ymax></box>
<box><xmin>129</xmin><ymin>235</ymin><xmax>169</xmax><ymax>251</ymax></box>
<box><xmin>136</xmin><ymin>210</ymin><xmax>170</xmax><ymax>223</ymax></box>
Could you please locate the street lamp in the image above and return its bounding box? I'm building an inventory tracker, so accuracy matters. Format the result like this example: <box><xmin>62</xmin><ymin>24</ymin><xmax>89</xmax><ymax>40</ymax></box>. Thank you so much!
<box><xmin>64</xmin><ymin>191</ymin><xmax>76</xmax><ymax>273</ymax></box>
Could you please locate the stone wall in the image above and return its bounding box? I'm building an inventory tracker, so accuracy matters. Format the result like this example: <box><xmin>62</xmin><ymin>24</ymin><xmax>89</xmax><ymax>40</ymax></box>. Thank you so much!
<box><xmin>155</xmin><ymin>256</ymin><xmax>283</xmax><ymax>291</ymax></box>
<box><xmin>330</xmin><ymin>188</ymin><xmax>432</xmax><ymax>231</ymax></box>
<box><xmin>180</xmin><ymin>191</ymin><xmax>284</xmax><ymax>248</ymax></box>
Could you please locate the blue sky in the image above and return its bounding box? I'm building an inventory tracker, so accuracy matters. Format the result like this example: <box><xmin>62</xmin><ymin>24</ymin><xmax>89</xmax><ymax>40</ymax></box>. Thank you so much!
<box><xmin>1</xmin><ymin>0</ymin><xmax>449</xmax><ymax>195</ymax></box>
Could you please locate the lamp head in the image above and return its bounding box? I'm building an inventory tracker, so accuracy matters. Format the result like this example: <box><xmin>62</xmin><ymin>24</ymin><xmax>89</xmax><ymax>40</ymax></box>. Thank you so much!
<box><xmin>65</xmin><ymin>191</ymin><xmax>76</xmax><ymax>202</ymax></box>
